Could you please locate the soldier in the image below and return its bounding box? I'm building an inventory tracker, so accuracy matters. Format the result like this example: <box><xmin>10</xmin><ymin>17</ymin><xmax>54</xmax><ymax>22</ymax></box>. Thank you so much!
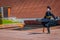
<box><xmin>42</xmin><ymin>6</ymin><xmax>55</xmax><ymax>34</ymax></box>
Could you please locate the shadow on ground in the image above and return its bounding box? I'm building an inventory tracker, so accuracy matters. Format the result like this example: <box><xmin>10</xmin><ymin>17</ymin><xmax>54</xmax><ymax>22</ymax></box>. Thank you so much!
<box><xmin>28</xmin><ymin>32</ymin><xmax>44</xmax><ymax>35</ymax></box>
<box><xmin>11</xmin><ymin>25</ymin><xmax>56</xmax><ymax>31</ymax></box>
<box><xmin>0</xmin><ymin>25</ymin><xmax>57</xmax><ymax>31</ymax></box>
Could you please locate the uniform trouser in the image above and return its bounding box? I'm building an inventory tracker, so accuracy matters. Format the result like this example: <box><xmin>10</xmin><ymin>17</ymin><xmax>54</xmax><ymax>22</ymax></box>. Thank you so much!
<box><xmin>47</xmin><ymin>27</ymin><xmax>50</xmax><ymax>33</ymax></box>
<box><xmin>42</xmin><ymin>22</ymin><xmax>50</xmax><ymax>33</ymax></box>
<box><xmin>45</xmin><ymin>22</ymin><xmax>50</xmax><ymax>33</ymax></box>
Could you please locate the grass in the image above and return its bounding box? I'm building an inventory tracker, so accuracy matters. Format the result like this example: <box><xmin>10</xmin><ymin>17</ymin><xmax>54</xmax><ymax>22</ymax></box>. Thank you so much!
<box><xmin>2</xmin><ymin>19</ymin><xmax>19</xmax><ymax>24</ymax></box>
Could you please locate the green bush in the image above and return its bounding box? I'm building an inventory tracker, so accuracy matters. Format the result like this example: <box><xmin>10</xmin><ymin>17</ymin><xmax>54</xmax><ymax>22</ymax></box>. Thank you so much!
<box><xmin>2</xmin><ymin>19</ymin><xmax>18</xmax><ymax>24</ymax></box>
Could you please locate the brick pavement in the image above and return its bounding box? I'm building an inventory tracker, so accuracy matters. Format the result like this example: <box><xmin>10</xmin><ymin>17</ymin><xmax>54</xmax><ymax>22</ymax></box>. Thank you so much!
<box><xmin>0</xmin><ymin>26</ymin><xmax>60</xmax><ymax>40</ymax></box>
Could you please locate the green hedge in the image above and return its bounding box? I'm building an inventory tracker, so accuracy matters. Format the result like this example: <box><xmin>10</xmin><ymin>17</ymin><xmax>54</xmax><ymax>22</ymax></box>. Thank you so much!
<box><xmin>2</xmin><ymin>19</ymin><xmax>19</xmax><ymax>24</ymax></box>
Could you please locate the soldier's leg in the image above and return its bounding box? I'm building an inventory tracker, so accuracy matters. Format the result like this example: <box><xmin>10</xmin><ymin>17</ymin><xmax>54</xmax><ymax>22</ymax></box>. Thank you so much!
<box><xmin>45</xmin><ymin>23</ymin><xmax>50</xmax><ymax>34</ymax></box>
<box><xmin>43</xmin><ymin>26</ymin><xmax>45</xmax><ymax>33</ymax></box>
<box><xmin>42</xmin><ymin>22</ymin><xmax>46</xmax><ymax>33</ymax></box>
<box><xmin>47</xmin><ymin>27</ymin><xmax>50</xmax><ymax>34</ymax></box>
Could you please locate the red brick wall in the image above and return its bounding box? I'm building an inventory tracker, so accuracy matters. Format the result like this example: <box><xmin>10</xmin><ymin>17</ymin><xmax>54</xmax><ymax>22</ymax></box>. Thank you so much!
<box><xmin>0</xmin><ymin>0</ymin><xmax>60</xmax><ymax>18</ymax></box>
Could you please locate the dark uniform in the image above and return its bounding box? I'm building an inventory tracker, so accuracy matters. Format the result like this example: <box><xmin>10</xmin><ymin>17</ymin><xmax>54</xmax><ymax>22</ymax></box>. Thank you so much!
<box><xmin>42</xmin><ymin>6</ymin><xmax>55</xmax><ymax>34</ymax></box>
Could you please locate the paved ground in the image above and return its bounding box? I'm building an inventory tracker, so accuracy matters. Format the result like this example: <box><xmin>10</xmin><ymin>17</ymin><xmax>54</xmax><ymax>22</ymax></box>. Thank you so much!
<box><xmin>0</xmin><ymin>26</ymin><xmax>60</xmax><ymax>40</ymax></box>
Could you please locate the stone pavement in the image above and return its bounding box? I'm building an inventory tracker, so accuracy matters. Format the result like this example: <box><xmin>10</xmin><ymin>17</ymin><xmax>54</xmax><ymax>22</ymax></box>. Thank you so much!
<box><xmin>0</xmin><ymin>26</ymin><xmax>60</xmax><ymax>40</ymax></box>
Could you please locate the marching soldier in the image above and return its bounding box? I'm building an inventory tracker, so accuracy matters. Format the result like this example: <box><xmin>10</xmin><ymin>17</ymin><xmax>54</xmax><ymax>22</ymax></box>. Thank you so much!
<box><xmin>42</xmin><ymin>6</ymin><xmax>55</xmax><ymax>34</ymax></box>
